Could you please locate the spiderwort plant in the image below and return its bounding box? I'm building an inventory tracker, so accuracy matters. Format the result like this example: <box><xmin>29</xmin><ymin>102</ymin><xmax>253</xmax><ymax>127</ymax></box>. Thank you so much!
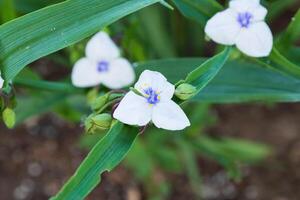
<box><xmin>0</xmin><ymin>0</ymin><xmax>299</xmax><ymax>199</ymax></box>
<box><xmin>205</xmin><ymin>0</ymin><xmax>273</xmax><ymax>57</ymax></box>
<box><xmin>71</xmin><ymin>31</ymin><xmax>135</xmax><ymax>89</ymax></box>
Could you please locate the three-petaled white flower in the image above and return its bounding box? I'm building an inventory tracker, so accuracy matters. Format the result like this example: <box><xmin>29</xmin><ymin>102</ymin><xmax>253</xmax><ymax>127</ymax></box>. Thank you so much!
<box><xmin>71</xmin><ymin>31</ymin><xmax>135</xmax><ymax>89</ymax></box>
<box><xmin>205</xmin><ymin>0</ymin><xmax>273</xmax><ymax>57</ymax></box>
<box><xmin>113</xmin><ymin>70</ymin><xmax>191</xmax><ymax>131</ymax></box>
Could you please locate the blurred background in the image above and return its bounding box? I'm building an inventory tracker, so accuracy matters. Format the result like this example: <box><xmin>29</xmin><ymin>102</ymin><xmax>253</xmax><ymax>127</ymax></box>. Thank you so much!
<box><xmin>0</xmin><ymin>0</ymin><xmax>300</xmax><ymax>200</ymax></box>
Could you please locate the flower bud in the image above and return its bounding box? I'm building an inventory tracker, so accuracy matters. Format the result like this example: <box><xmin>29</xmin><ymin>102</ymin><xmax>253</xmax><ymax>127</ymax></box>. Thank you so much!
<box><xmin>175</xmin><ymin>83</ymin><xmax>197</xmax><ymax>100</ymax></box>
<box><xmin>91</xmin><ymin>94</ymin><xmax>109</xmax><ymax>111</ymax></box>
<box><xmin>85</xmin><ymin>113</ymin><xmax>112</xmax><ymax>134</ymax></box>
<box><xmin>2</xmin><ymin>108</ymin><xmax>16</xmax><ymax>129</ymax></box>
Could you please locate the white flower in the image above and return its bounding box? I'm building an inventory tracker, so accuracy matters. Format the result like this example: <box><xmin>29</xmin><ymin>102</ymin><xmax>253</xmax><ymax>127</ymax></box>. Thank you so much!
<box><xmin>113</xmin><ymin>70</ymin><xmax>191</xmax><ymax>131</ymax></box>
<box><xmin>205</xmin><ymin>0</ymin><xmax>273</xmax><ymax>57</ymax></box>
<box><xmin>71</xmin><ymin>31</ymin><xmax>135</xmax><ymax>89</ymax></box>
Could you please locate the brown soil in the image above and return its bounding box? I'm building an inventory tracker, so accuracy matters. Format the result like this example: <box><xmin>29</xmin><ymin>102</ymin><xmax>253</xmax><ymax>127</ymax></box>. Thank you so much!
<box><xmin>1</xmin><ymin>104</ymin><xmax>300</xmax><ymax>200</ymax></box>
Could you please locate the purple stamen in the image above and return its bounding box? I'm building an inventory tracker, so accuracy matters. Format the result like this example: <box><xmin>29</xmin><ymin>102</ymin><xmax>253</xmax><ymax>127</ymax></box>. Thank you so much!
<box><xmin>97</xmin><ymin>61</ymin><xmax>109</xmax><ymax>72</ymax></box>
<box><xmin>237</xmin><ymin>12</ymin><xmax>253</xmax><ymax>28</ymax></box>
<box><xmin>144</xmin><ymin>87</ymin><xmax>159</xmax><ymax>105</ymax></box>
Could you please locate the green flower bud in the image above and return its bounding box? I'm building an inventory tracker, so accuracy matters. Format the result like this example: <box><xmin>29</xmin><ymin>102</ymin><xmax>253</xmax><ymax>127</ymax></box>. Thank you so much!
<box><xmin>91</xmin><ymin>94</ymin><xmax>110</xmax><ymax>111</ymax></box>
<box><xmin>85</xmin><ymin>113</ymin><xmax>112</xmax><ymax>134</ymax></box>
<box><xmin>2</xmin><ymin>108</ymin><xmax>16</xmax><ymax>129</ymax></box>
<box><xmin>175</xmin><ymin>83</ymin><xmax>197</xmax><ymax>100</ymax></box>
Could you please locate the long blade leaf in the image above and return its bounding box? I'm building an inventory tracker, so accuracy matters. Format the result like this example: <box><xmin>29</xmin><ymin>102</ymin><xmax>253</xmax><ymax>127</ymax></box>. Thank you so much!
<box><xmin>14</xmin><ymin>78</ymin><xmax>78</xmax><ymax>92</ymax></box>
<box><xmin>184</xmin><ymin>47</ymin><xmax>231</xmax><ymax>92</ymax></box>
<box><xmin>136</xmin><ymin>58</ymin><xmax>300</xmax><ymax>103</ymax></box>
<box><xmin>0</xmin><ymin>0</ymin><xmax>159</xmax><ymax>81</ymax></box>
<box><xmin>276</xmin><ymin>9</ymin><xmax>300</xmax><ymax>51</ymax></box>
<box><xmin>51</xmin><ymin>122</ymin><xmax>139</xmax><ymax>200</ymax></box>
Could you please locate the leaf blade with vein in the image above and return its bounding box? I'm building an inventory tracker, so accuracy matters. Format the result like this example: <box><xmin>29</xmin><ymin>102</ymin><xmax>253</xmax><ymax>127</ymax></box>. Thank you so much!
<box><xmin>51</xmin><ymin>122</ymin><xmax>139</xmax><ymax>200</ymax></box>
<box><xmin>0</xmin><ymin>0</ymin><xmax>160</xmax><ymax>81</ymax></box>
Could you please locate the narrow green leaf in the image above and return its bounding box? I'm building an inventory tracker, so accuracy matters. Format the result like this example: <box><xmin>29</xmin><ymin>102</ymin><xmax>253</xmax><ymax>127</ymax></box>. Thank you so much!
<box><xmin>220</xmin><ymin>138</ymin><xmax>271</xmax><ymax>163</ymax></box>
<box><xmin>13</xmin><ymin>78</ymin><xmax>78</xmax><ymax>92</ymax></box>
<box><xmin>276</xmin><ymin>9</ymin><xmax>300</xmax><ymax>51</ymax></box>
<box><xmin>0</xmin><ymin>0</ymin><xmax>160</xmax><ymax>81</ymax></box>
<box><xmin>136</xmin><ymin>58</ymin><xmax>206</xmax><ymax>83</ymax></box>
<box><xmin>51</xmin><ymin>122</ymin><xmax>139</xmax><ymax>200</ymax></box>
<box><xmin>184</xmin><ymin>47</ymin><xmax>231</xmax><ymax>92</ymax></box>
<box><xmin>136</xmin><ymin>58</ymin><xmax>300</xmax><ymax>103</ymax></box>
<box><xmin>194</xmin><ymin>136</ymin><xmax>270</xmax><ymax>163</ymax></box>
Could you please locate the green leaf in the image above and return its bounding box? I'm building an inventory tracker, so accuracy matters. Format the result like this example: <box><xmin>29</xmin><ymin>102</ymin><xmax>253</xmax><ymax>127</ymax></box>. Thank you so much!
<box><xmin>136</xmin><ymin>58</ymin><xmax>206</xmax><ymax>83</ymax></box>
<box><xmin>183</xmin><ymin>47</ymin><xmax>231</xmax><ymax>92</ymax></box>
<box><xmin>276</xmin><ymin>9</ymin><xmax>300</xmax><ymax>51</ymax></box>
<box><xmin>194</xmin><ymin>136</ymin><xmax>270</xmax><ymax>165</ymax></box>
<box><xmin>220</xmin><ymin>138</ymin><xmax>271</xmax><ymax>163</ymax></box>
<box><xmin>14</xmin><ymin>78</ymin><xmax>78</xmax><ymax>92</ymax></box>
<box><xmin>136</xmin><ymin>58</ymin><xmax>300</xmax><ymax>103</ymax></box>
<box><xmin>0</xmin><ymin>0</ymin><xmax>160</xmax><ymax>81</ymax></box>
<box><xmin>172</xmin><ymin>0</ymin><xmax>222</xmax><ymax>26</ymax></box>
<box><xmin>51</xmin><ymin>122</ymin><xmax>139</xmax><ymax>200</ymax></box>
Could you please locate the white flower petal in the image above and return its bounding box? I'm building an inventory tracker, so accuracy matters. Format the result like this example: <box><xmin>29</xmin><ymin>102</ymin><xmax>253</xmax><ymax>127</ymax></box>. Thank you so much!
<box><xmin>229</xmin><ymin>0</ymin><xmax>260</xmax><ymax>13</ymax></box>
<box><xmin>205</xmin><ymin>9</ymin><xmax>241</xmax><ymax>45</ymax></box>
<box><xmin>229</xmin><ymin>0</ymin><xmax>267</xmax><ymax>21</ymax></box>
<box><xmin>252</xmin><ymin>5</ymin><xmax>267</xmax><ymax>21</ymax></box>
<box><xmin>71</xmin><ymin>58</ymin><xmax>102</xmax><ymax>87</ymax></box>
<box><xmin>152</xmin><ymin>100</ymin><xmax>190</xmax><ymax>131</ymax></box>
<box><xmin>159</xmin><ymin>81</ymin><xmax>175</xmax><ymax>100</ymax></box>
<box><xmin>101</xmin><ymin>58</ymin><xmax>135</xmax><ymax>89</ymax></box>
<box><xmin>134</xmin><ymin>70</ymin><xmax>174</xmax><ymax>100</ymax></box>
<box><xmin>85</xmin><ymin>31</ymin><xmax>120</xmax><ymax>61</ymax></box>
<box><xmin>113</xmin><ymin>91</ymin><xmax>152</xmax><ymax>126</ymax></box>
<box><xmin>236</xmin><ymin>21</ymin><xmax>273</xmax><ymax>57</ymax></box>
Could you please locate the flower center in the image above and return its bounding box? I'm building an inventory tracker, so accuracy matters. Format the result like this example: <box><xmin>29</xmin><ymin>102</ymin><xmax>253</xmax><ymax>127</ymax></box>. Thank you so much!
<box><xmin>97</xmin><ymin>61</ymin><xmax>109</xmax><ymax>72</ymax></box>
<box><xmin>237</xmin><ymin>12</ymin><xmax>253</xmax><ymax>28</ymax></box>
<box><xmin>144</xmin><ymin>87</ymin><xmax>160</xmax><ymax>105</ymax></box>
